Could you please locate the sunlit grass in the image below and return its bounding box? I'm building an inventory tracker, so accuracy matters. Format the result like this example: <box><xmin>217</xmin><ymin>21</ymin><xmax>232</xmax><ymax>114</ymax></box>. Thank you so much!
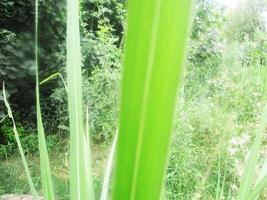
<box><xmin>2</xmin><ymin>83</ymin><xmax>38</xmax><ymax>199</ymax></box>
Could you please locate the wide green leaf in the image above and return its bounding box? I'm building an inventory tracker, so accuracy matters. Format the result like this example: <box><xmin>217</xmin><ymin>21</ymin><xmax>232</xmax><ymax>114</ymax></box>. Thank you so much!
<box><xmin>112</xmin><ymin>1</ymin><xmax>193</xmax><ymax>199</ymax></box>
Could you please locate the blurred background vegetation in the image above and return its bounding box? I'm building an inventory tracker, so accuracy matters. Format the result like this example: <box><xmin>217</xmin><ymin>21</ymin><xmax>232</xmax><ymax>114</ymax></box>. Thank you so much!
<box><xmin>0</xmin><ymin>0</ymin><xmax>267</xmax><ymax>199</ymax></box>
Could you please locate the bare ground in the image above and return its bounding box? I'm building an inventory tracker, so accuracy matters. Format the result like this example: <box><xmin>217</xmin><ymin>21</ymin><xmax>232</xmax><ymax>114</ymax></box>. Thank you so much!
<box><xmin>0</xmin><ymin>195</ymin><xmax>34</xmax><ymax>200</ymax></box>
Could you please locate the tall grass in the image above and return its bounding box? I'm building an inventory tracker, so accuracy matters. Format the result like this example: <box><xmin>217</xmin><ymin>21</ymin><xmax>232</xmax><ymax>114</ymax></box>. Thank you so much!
<box><xmin>2</xmin><ymin>83</ymin><xmax>38</xmax><ymax>199</ymax></box>
<box><xmin>236</xmin><ymin>105</ymin><xmax>267</xmax><ymax>199</ymax></box>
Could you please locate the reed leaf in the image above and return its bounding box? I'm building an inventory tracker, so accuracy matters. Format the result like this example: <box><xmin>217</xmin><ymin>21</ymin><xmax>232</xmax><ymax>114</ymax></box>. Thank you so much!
<box><xmin>3</xmin><ymin>83</ymin><xmax>38</xmax><ymax>200</ymax></box>
<box><xmin>66</xmin><ymin>0</ymin><xmax>94</xmax><ymax>199</ymax></box>
<box><xmin>247</xmin><ymin>175</ymin><xmax>267</xmax><ymax>200</ymax></box>
<box><xmin>35</xmin><ymin>0</ymin><xmax>55</xmax><ymax>199</ymax></box>
<box><xmin>112</xmin><ymin>1</ymin><xmax>193</xmax><ymax>199</ymax></box>
<box><xmin>0</xmin><ymin>114</ymin><xmax>8</xmax><ymax>123</ymax></box>
<box><xmin>236</xmin><ymin>104</ymin><xmax>267</xmax><ymax>199</ymax></box>
<box><xmin>40</xmin><ymin>72</ymin><xmax>68</xmax><ymax>92</ymax></box>
<box><xmin>100</xmin><ymin>131</ymin><xmax>118</xmax><ymax>200</ymax></box>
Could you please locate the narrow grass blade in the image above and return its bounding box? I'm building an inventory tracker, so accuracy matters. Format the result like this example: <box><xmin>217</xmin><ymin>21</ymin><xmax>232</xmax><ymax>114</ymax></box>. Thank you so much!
<box><xmin>219</xmin><ymin>174</ymin><xmax>226</xmax><ymax>200</ymax></box>
<box><xmin>247</xmin><ymin>157</ymin><xmax>267</xmax><ymax>200</ymax></box>
<box><xmin>112</xmin><ymin>1</ymin><xmax>193</xmax><ymax>199</ymax></box>
<box><xmin>236</xmin><ymin>104</ymin><xmax>267</xmax><ymax>199</ymax></box>
<box><xmin>256</xmin><ymin>157</ymin><xmax>267</xmax><ymax>185</ymax></box>
<box><xmin>35</xmin><ymin>0</ymin><xmax>55</xmax><ymax>199</ymax></box>
<box><xmin>3</xmin><ymin>82</ymin><xmax>38</xmax><ymax>199</ymax></box>
<box><xmin>100</xmin><ymin>131</ymin><xmax>118</xmax><ymax>200</ymax></box>
<box><xmin>40</xmin><ymin>72</ymin><xmax>68</xmax><ymax>92</ymax></box>
<box><xmin>0</xmin><ymin>114</ymin><xmax>8</xmax><ymax>123</ymax></box>
<box><xmin>67</xmin><ymin>0</ymin><xmax>94</xmax><ymax>199</ymax></box>
<box><xmin>215</xmin><ymin>156</ymin><xmax>222</xmax><ymax>200</ymax></box>
<box><xmin>247</xmin><ymin>175</ymin><xmax>267</xmax><ymax>200</ymax></box>
<box><xmin>86</xmin><ymin>105</ymin><xmax>90</xmax><ymax>141</ymax></box>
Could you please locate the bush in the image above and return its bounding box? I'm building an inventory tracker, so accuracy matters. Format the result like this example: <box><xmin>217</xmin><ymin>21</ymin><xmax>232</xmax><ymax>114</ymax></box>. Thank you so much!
<box><xmin>44</xmin><ymin>22</ymin><xmax>122</xmax><ymax>141</ymax></box>
<box><xmin>184</xmin><ymin>0</ymin><xmax>223</xmax><ymax>99</ymax></box>
<box><xmin>165</xmin><ymin>42</ymin><xmax>265</xmax><ymax>198</ymax></box>
<box><xmin>0</xmin><ymin>119</ymin><xmax>38</xmax><ymax>158</ymax></box>
<box><xmin>0</xmin><ymin>118</ymin><xmax>66</xmax><ymax>159</ymax></box>
<box><xmin>166</xmin><ymin>97</ymin><xmax>237</xmax><ymax>199</ymax></box>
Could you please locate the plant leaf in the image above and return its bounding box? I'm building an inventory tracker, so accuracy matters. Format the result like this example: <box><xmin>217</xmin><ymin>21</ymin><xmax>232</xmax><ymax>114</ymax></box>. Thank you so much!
<box><xmin>3</xmin><ymin>82</ymin><xmax>38</xmax><ymax>200</ymax></box>
<box><xmin>236</xmin><ymin>104</ymin><xmax>267</xmax><ymax>199</ymax></box>
<box><xmin>66</xmin><ymin>0</ymin><xmax>94</xmax><ymax>199</ymax></box>
<box><xmin>35</xmin><ymin>0</ymin><xmax>55</xmax><ymax>199</ymax></box>
<box><xmin>112</xmin><ymin>0</ymin><xmax>193</xmax><ymax>199</ymax></box>
<box><xmin>101</xmin><ymin>131</ymin><xmax>118</xmax><ymax>200</ymax></box>
<box><xmin>247</xmin><ymin>174</ymin><xmax>267</xmax><ymax>200</ymax></box>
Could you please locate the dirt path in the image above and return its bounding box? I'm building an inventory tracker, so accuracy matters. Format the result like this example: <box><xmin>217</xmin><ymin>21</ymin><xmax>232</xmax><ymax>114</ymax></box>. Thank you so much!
<box><xmin>0</xmin><ymin>195</ymin><xmax>35</xmax><ymax>200</ymax></box>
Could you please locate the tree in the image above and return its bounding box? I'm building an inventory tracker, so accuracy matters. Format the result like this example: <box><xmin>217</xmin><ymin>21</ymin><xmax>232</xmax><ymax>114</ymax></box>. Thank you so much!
<box><xmin>225</xmin><ymin>0</ymin><xmax>267</xmax><ymax>42</ymax></box>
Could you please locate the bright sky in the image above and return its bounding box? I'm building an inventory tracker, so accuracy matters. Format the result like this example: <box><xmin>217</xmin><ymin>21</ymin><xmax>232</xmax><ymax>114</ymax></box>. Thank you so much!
<box><xmin>217</xmin><ymin>0</ymin><xmax>237</xmax><ymax>9</ymax></box>
<box><xmin>217</xmin><ymin>0</ymin><xmax>267</xmax><ymax>26</ymax></box>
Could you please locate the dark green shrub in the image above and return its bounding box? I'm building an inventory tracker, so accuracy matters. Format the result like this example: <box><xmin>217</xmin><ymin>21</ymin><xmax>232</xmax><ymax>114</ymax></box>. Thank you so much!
<box><xmin>0</xmin><ymin>119</ymin><xmax>38</xmax><ymax>158</ymax></box>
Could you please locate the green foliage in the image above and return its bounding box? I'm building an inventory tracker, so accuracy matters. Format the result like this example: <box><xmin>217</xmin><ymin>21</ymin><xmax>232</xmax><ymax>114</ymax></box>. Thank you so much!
<box><xmin>224</xmin><ymin>0</ymin><xmax>267</xmax><ymax>42</ymax></box>
<box><xmin>0</xmin><ymin>156</ymin><xmax>40</xmax><ymax>195</ymax></box>
<box><xmin>3</xmin><ymin>83</ymin><xmax>38</xmax><ymax>198</ymax></box>
<box><xmin>241</xmin><ymin>29</ymin><xmax>267</xmax><ymax>67</ymax></box>
<box><xmin>1</xmin><ymin>0</ymin><xmax>267</xmax><ymax>199</ymax></box>
<box><xmin>0</xmin><ymin>120</ymin><xmax>39</xmax><ymax>158</ymax></box>
<box><xmin>0</xmin><ymin>118</ymin><xmax>66</xmax><ymax>159</ymax></box>
<box><xmin>184</xmin><ymin>0</ymin><xmax>223</xmax><ymax>98</ymax></box>
<box><xmin>166</xmin><ymin>57</ymin><xmax>265</xmax><ymax>199</ymax></box>
<box><xmin>47</xmin><ymin>22</ymin><xmax>122</xmax><ymax>141</ymax></box>
<box><xmin>84</xmin><ymin>65</ymin><xmax>120</xmax><ymax>141</ymax></box>
<box><xmin>0</xmin><ymin>0</ymin><xmax>66</xmax><ymax>123</ymax></box>
<box><xmin>80</xmin><ymin>0</ymin><xmax>125</xmax><ymax>40</ymax></box>
<box><xmin>0</xmin><ymin>0</ymin><xmax>125</xmax><ymax>139</ymax></box>
<box><xmin>0</xmin><ymin>29</ymin><xmax>35</xmax><ymax>119</ymax></box>
<box><xmin>0</xmin><ymin>153</ymin><xmax>69</xmax><ymax>199</ymax></box>
<box><xmin>83</xmin><ymin>25</ymin><xmax>121</xmax><ymax>141</ymax></box>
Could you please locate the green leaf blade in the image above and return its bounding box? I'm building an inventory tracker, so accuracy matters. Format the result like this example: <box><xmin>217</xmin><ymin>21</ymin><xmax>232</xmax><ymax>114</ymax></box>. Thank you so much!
<box><xmin>237</xmin><ymin>105</ymin><xmax>267</xmax><ymax>200</ymax></box>
<box><xmin>35</xmin><ymin>0</ymin><xmax>55</xmax><ymax>199</ymax></box>
<box><xmin>3</xmin><ymin>83</ymin><xmax>38</xmax><ymax>200</ymax></box>
<box><xmin>247</xmin><ymin>175</ymin><xmax>267</xmax><ymax>200</ymax></box>
<box><xmin>66</xmin><ymin>0</ymin><xmax>94</xmax><ymax>199</ymax></box>
<box><xmin>113</xmin><ymin>1</ymin><xmax>193</xmax><ymax>199</ymax></box>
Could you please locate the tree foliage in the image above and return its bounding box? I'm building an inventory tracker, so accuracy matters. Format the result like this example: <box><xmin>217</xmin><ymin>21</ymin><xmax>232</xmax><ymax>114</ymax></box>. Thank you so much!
<box><xmin>184</xmin><ymin>0</ymin><xmax>223</xmax><ymax>98</ymax></box>
<box><xmin>224</xmin><ymin>0</ymin><xmax>267</xmax><ymax>42</ymax></box>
